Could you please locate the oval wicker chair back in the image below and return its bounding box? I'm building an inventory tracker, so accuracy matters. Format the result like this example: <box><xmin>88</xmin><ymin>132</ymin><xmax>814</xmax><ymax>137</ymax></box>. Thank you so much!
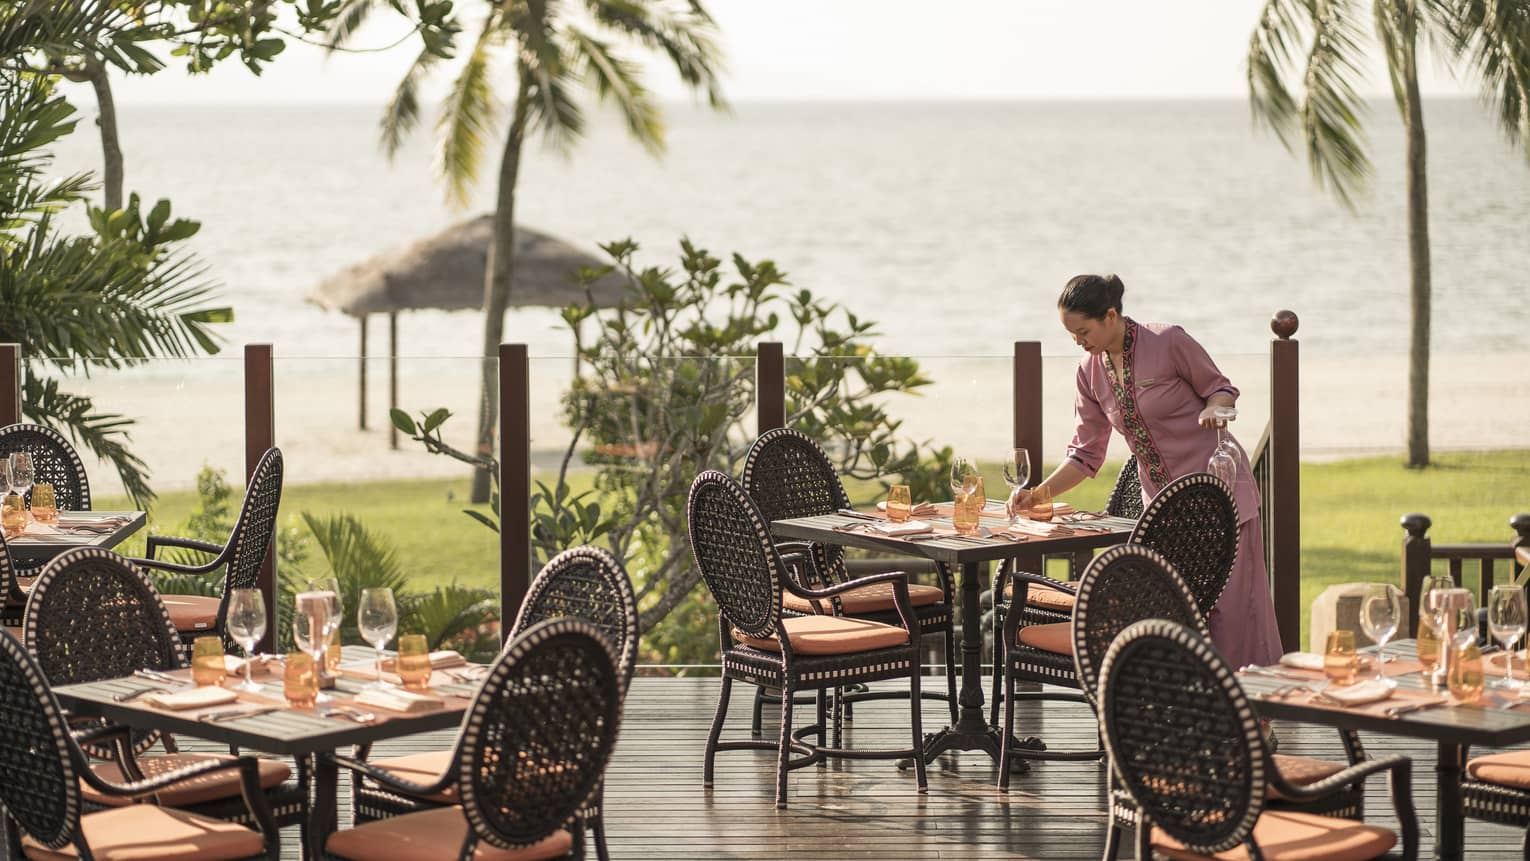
<box><xmin>1128</xmin><ymin>472</ymin><xmax>1237</xmax><ymax>616</ymax></box>
<box><xmin>0</xmin><ymin>628</ymin><xmax>83</xmax><ymax>852</ymax></box>
<box><xmin>0</xmin><ymin>423</ymin><xmax>91</xmax><ymax>511</ymax></box>
<box><xmin>456</xmin><ymin>618</ymin><xmax>622</xmax><ymax>852</ymax></box>
<box><xmin>741</xmin><ymin>428</ymin><xmax>852</xmax><ymax>584</ymax></box>
<box><xmin>686</xmin><ymin>470</ymin><xmax>784</xmax><ymax>641</ymax></box>
<box><xmin>0</xmin><ymin>530</ymin><xmax>20</xmax><ymax>618</ymax></box>
<box><xmin>223</xmin><ymin>447</ymin><xmax>284</xmax><ymax>600</ymax></box>
<box><xmin>24</xmin><ymin>547</ymin><xmax>181</xmax><ymax>754</ymax></box>
<box><xmin>1105</xmin><ymin>455</ymin><xmax>1143</xmax><ymax>519</ymax></box>
<box><xmin>511</xmin><ymin>546</ymin><xmax>639</xmax><ymax>694</ymax></box>
<box><xmin>1071</xmin><ymin>544</ymin><xmax>1204</xmax><ymax>710</ymax></box>
<box><xmin>1100</xmin><ymin>619</ymin><xmax>1266</xmax><ymax>856</ymax></box>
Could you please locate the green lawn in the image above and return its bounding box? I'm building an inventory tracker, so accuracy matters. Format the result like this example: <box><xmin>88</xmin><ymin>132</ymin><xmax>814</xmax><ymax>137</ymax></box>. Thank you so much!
<box><xmin>102</xmin><ymin>450</ymin><xmax>1528</xmax><ymax>647</ymax></box>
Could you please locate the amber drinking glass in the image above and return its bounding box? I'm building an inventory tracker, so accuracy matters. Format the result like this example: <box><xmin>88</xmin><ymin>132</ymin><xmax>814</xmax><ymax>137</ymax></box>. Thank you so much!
<box><xmin>951</xmin><ymin>488</ymin><xmax>979</xmax><ymax>535</ymax></box>
<box><xmin>29</xmin><ymin>483</ymin><xmax>56</xmax><ymax>524</ymax></box>
<box><xmin>1</xmin><ymin>493</ymin><xmax>24</xmax><ymax>538</ymax></box>
<box><xmin>284</xmin><ymin>652</ymin><xmax>318</xmax><ymax>709</ymax></box>
<box><xmin>191</xmin><ymin>636</ymin><xmax>224</xmax><ymax>687</ymax></box>
<box><xmin>1324</xmin><ymin>630</ymin><xmax>1358</xmax><ymax>686</ymax></box>
<box><xmin>886</xmin><ymin>485</ymin><xmax>911</xmax><ymax>523</ymax></box>
<box><xmin>397</xmin><ymin>634</ymin><xmax>432</xmax><ymax>690</ymax></box>
<box><xmin>1448</xmin><ymin>636</ymin><xmax>1485</xmax><ymax>704</ymax></box>
<box><xmin>1026</xmin><ymin>484</ymin><xmax>1054</xmax><ymax>522</ymax></box>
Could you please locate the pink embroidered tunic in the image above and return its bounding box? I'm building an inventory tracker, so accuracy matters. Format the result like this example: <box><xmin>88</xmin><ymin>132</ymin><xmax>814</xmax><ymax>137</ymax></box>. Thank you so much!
<box><xmin>1065</xmin><ymin>318</ymin><xmax>1282</xmax><ymax>667</ymax></box>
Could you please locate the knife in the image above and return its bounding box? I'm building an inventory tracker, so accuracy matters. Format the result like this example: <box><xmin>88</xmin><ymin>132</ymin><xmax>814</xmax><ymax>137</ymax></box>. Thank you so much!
<box><xmin>835</xmin><ymin>509</ymin><xmax>879</xmax><ymax>521</ymax></box>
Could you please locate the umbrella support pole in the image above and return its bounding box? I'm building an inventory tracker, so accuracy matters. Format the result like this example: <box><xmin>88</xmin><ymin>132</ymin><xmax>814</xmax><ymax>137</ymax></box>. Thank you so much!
<box><xmin>358</xmin><ymin>316</ymin><xmax>368</xmax><ymax>431</ymax></box>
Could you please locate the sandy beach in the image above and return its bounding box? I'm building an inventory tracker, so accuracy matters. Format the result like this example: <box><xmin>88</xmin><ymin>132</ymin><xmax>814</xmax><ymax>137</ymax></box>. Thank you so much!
<box><xmin>59</xmin><ymin>348</ymin><xmax>1530</xmax><ymax>498</ymax></box>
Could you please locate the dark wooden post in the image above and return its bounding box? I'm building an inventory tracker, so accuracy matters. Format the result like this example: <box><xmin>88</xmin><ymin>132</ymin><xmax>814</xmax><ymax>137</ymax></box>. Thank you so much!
<box><xmin>0</xmin><ymin>343</ymin><xmax>20</xmax><ymax>426</ymax></box>
<box><xmin>1269</xmin><ymin>311</ymin><xmax>1301</xmax><ymax>651</ymax></box>
<box><xmin>1511</xmin><ymin>513</ymin><xmax>1530</xmax><ymax>580</ymax></box>
<box><xmin>757</xmin><ymin>342</ymin><xmax>785</xmax><ymax>435</ymax></box>
<box><xmin>357</xmin><ymin>316</ymin><xmax>368</xmax><ymax>431</ymax></box>
<box><xmin>244</xmin><ymin>344</ymin><xmax>277</xmax><ymax>653</ymax></box>
<box><xmin>1401</xmin><ymin>513</ymin><xmax>1433</xmax><ymax>636</ymax></box>
<box><xmin>388</xmin><ymin>312</ymin><xmax>400</xmax><ymax>450</ymax></box>
<box><xmin>1013</xmin><ymin>341</ymin><xmax>1047</xmax><ymax>574</ymax></box>
<box><xmin>499</xmin><ymin>343</ymin><xmax>531</xmax><ymax>641</ymax></box>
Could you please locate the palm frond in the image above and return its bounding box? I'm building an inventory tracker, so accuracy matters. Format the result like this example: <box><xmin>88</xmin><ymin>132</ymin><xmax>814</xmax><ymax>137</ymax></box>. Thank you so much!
<box><xmin>525</xmin><ymin>62</ymin><xmax>586</xmax><ymax>152</ymax></box>
<box><xmin>0</xmin><ymin>0</ymin><xmax>126</xmax><ymax>60</ymax></box>
<box><xmin>1301</xmin><ymin>0</ymin><xmax>1373</xmax><ymax>208</ymax></box>
<box><xmin>434</xmin><ymin>19</ymin><xmax>500</xmax><ymax>208</ymax></box>
<box><xmin>20</xmin><ymin>375</ymin><xmax>153</xmax><ymax>505</ymax></box>
<box><xmin>379</xmin><ymin>45</ymin><xmax>441</xmax><ymax>159</ymax></box>
<box><xmin>1247</xmin><ymin>0</ymin><xmax>1310</xmax><ymax>149</ymax></box>
<box><xmin>586</xmin><ymin>0</ymin><xmax>727</xmax><ymax>108</ymax></box>
<box><xmin>1445</xmin><ymin>0</ymin><xmax>1530</xmax><ymax>159</ymax></box>
<box><xmin>566</xmin><ymin>25</ymin><xmax>664</xmax><ymax>152</ymax></box>
<box><xmin>1372</xmin><ymin>0</ymin><xmax>1418</xmax><ymax>114</ymax></box>
<box><xmin>324</xmin><ymin>0</ymin><xmax>380</xmax><ymax>50</ymax></box>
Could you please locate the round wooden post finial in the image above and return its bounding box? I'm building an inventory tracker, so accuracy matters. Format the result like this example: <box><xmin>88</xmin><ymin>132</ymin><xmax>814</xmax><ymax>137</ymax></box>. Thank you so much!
<box><xmin>1271</xmin><ymin>310</ymin><xmax>1300</xmax><ymax>339</ymax></box>
<box><xmin>1401</xmin><ymin>513</ymin><xmax>1432</xmax><ymax>537</ymax></box>
<box><xmin>1511</xmin><ymin>512</ymin><xmax>1530</xmax><ymax>539</ymax></box>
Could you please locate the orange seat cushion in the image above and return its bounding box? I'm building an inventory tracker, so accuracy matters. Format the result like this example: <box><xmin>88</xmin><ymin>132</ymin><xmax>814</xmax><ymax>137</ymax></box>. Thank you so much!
<box><xmin>162</xmin><ymin>595</ymin><xmax>219</xmax><ymax>633</ymax></box>
<box><xmin>1151</xmin><ymin>809</ymin><xmax>1395</xmax><ymax>860</ymax></box>
<box><xmin>734</xmin><ymin>615</ymin><xmax>909</xmax><ymax>656</ymax></box>
<box><xmin>327</xmin><ymin>806</ymin><xmax>572</xmax><ymax>861</ymax></box>
<box><xmin>1016</xmin><ymin>621</ymin><xmax>1073</xmax><ymax>655</ymax></box>
<box><xmin>1467</xmin><ymin>749</ymin><xmax>1530</xmax><ymax>789</ymax></box>
<box><xmin>22</xmin><ymin>804</ymin><xmax>265</xmax><ymax>861</ymax></box>
<box><xmin>1268</xmin><ymin>754</ymin><xmax>1348</xmax><ymax>800</ymax></box>
<box><xmin>1002</xmin><ymin>582</ymin><xmax>1078</xmax><ymax>612</ymax></box>
<box><xmin>83</xmin><ymin>753</ymin><xmax>290</xmax><ymax>808</ymax></box>
<box><xmin>782</xmin><ymin>582</ymin><xmax>944</xmax><ymax>615</ymax></box>
<box><xmin>366</xmin><ymin>750</ymin><xmax>456</xmax><ymax>802</ymax></box>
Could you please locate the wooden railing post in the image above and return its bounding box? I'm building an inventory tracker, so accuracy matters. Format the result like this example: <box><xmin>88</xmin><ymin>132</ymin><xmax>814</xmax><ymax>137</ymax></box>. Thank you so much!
<box><xmin>0</xmin><ymin>344</ymin><xmax>21</xmax><ymax>426</ymax></box>
<box><xmin>500</xmin><ymin>344</ymin><xmax>531</xmax><ymax>642</ymax></box>
<box><xmin>1512</xmin><ymin>513</ymin><xmax>1530</xmax><ymax>580</ymax></box>
<box><xmin>243</xmin><ymin>344</ymin><xmax>277</xmax><ymax>653</ymax></box>
<box><xmin>1401</xmin><ymin>513</ymin><xmax>1433</xmax><ymax>636</ymax></box>
<box><xmin>1013</xmin><ymin>341</ymin><xmax>1046</xmax><ymax>575</ymax></box>
<box><xmin>1269</xmin><ymin>311</ymin><xmax>1301</xmax><ymax>651</ymax></box>
<box><xmin>757</xmin><ymin>342</ymin><xmax>785</xmax><ymax>435</ymax></box>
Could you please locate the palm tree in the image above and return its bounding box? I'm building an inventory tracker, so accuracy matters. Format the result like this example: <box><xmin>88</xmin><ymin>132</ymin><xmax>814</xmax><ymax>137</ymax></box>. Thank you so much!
<box><xmin>1247</xmin><ymin>0</ymin><xmax>1530</xmax><ymax>467</ymax></box>
<box><xmin>334</xmin><ymin>0</ymin><xmax>727</xmax><ymax>502</ymax></box>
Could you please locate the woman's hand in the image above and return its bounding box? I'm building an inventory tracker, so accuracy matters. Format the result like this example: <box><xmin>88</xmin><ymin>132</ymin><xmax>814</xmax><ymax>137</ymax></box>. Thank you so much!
<box><xmin>1197</xmin><ymin>405</ymin><xmax>1230</xmax><ymax>429</ymax></box>
<box><xmin>1005</xmin><ymin>486</ymin><xmax>1033</xmax><ymax>518</ymax></box>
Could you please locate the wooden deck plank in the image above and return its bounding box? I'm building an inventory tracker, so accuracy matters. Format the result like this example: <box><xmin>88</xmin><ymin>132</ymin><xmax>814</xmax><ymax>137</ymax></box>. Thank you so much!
<box><xmin>166</xmin><ymin>676</ymin><xmax>1530</xmax><ymax>859</ymax></box>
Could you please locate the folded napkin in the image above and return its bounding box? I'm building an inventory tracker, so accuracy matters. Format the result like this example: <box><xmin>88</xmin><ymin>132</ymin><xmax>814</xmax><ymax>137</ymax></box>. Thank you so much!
<box><xmin>223</xmin><ymin>654</ymin><xmax>277</xmax><ymax>677</ymax></box>
<box><xmin>1006</xmin><ymin>518</ymin><xmax>1062</xmax><ymax>537</ymax></box>
<box><xmin>56</xmin><ymin>513</ymin><xmax>129</xmax><ymax>527</ymax></box>
<box><xmin>1323</xmin><ymin>679</ymin><xmax>1394</xmax><ymax>707</ymax></box>
<box><xmin>1488</xmin><ymin>650</ymin><xmax>1529</xmax><ymax>673</ymax></box>
<box><xmin>381</xmin><ymin>650</ymin><xmax>467</xmax><ymax>672</ymax></box>
<box><xmin>354</xmin><ymin>687</ymin><xmax>445</xmax><ymax>714</ymax></box>
<box><xmin>875</xmin><ymin>501</ymin><xmax>939</xmax><ymax>517</ymax></box>
<box><xmin>143</xmin><ymin>686</ymin><xmax>239</xmax><ymax>710</ymax></box>
<box><xmin>1278</xmin><ymin>652</ymin><xmax>1326</xmax><ymax>672</ymax></box>
<box><xmin>866</xmin><ymin>519</ymin><xmax>934</xmax><ymax>536</ymax></box>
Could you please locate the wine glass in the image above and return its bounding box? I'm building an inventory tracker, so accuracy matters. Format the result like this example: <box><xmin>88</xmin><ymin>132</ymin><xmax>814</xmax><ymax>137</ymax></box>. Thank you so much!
<box><xmin>226</xmin><ymin>588</ymin><xmax>267</xmax><ymax>692</ymax></box>
<box><xmin>949</xmin><ymin>456</ymin><xmax>978</xmax><ymax>499</ymax></box>
<box><xmin>8</xmin><ymin>452</ymin><xmax>33</xmax><ymax>508</ymax></box>
<box><xmin>0</xmin><ymin>458</ymin><xmax>10</xmax><ymax>501</ymax></box>
<box><xmin>358</xmin><ymin>587</ymin><xmax>398</xmax><ymax>689</ymax></box>
<box><xmin>308</xmin><ymin>576</ymin><xmax>343</xmax><ymax>672</ymax></box>
<box><xmin>999</xmin><ymin>448</ymin><xmax>1031</xmax><ymax>524</ymax></box>
<box><xmin>1359</xmin><ymin>584</ymin><xmax>1401</xmax><ymax>684</ymax></box>
<box><xmin>293</xmin><ymin>592</ymin><xmax>334</xmax><ymax>701</ymax></box>
<box><xmin>1489</xmin><ymin>584</ymin><xmax>1528</xmax><ymax>691</ymax></box>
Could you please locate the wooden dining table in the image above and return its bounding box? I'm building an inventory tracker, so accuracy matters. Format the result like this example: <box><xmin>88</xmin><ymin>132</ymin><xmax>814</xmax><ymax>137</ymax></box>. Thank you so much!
<box><xmin>5</xmin><ymin>510</ymin><xmax>147</xmax><ymax>618</ymax></box>
<box><xmin>1242</xmin><ymin>639</ymin><xmax>1530</xmax><ymax>861</ymax></box>
<box><xmin>771</xmin><ymin>503</ymin><xmax>1136</xmax><ymax>771</ymax></box>
<box><xmin>51</xmin><ymin>645</ymin><xmax>480</xmax><ymax>859</ymax></box>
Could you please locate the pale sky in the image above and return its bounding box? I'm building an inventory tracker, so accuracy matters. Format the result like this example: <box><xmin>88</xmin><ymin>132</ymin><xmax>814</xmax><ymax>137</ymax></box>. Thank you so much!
<box><xmin>92</xmin><ymin>0</ymin><xmax>1473</xmax><ymax>105</ymax></box>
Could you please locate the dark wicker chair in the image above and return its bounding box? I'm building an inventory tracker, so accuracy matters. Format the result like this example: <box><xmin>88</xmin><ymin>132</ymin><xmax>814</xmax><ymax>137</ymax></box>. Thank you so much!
<box><xmin>687</xmin><ymin>469</ymin><xmax>926</xmax><ymax>808</ymax></box>
<box><xmin>133</xmin><ymin>447</ymin><xmax>283</xmax><ymax>652</ymax></box>
<box><xmin>1099</xmin><ymin>619</ymin><xmax>1418</xmax><ymax>861</ymax></box>
<box><xmin>989</xmin><ymin>455</ymin><xmax>1141</xmax><ymax>729</ymax></box>
<box><xmin>1127</xmin><ymin>471</ymin><xmax>1239</xmax><ymax>616</ymax></box>
<box><xmin>320</xmin><ymin>618</ymin><xmax>623</xmax><ymax>861</ymax></box>
<box><xmin>1460</xmin><ymin>748</ymin><xmax>1530</xmax><ymax>857</ymax></box>
<box><xmin>21</xmin><ymin>547</ymin><xmax>303</xmax><ymax>828</ymax></box>
<box><xmin>353</xmin><ymin>546</ymin><xmax>637</xmax><ymax>861</ymax></box>
<box><xmin>740</xmin><ymin>427</ymin><xmax>956</xmax><ymax>734</ymax></box>
<box><xmin>0</xmin><ymin>628</ymin><xmax>281</xmax><ymax>860</ymax></box>
<box><xmin>0</xmin><ymin>422</ymin><xmax>92</xmax><ymax>585</ymax></box>
<box><xmin>1</xmin><ymin>530</ymin><xmax>22</xmax><ymax>629</ymax></box>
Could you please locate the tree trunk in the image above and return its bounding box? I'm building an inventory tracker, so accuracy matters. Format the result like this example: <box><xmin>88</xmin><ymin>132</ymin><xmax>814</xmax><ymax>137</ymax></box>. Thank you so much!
<box><xmin>470</xmin><ymin>79</ymin><xmax>532</xmax><ymax>504</ymax></box>
<box><xmin>86</xmin><ymin>59</ymin><xmax>123</xmax><ymax>214</ymax></box>
<box><xmin>1401</xmin><ymin>26</ymin><xmax>1431</xmax><ymax>468</ymax></box>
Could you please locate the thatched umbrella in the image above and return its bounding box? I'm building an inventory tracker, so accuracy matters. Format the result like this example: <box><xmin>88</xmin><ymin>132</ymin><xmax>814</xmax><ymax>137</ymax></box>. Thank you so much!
<box><xmin>307</xmin><ymin>216</ymin><xmax>620</xmax><ymax>444</ymax></box>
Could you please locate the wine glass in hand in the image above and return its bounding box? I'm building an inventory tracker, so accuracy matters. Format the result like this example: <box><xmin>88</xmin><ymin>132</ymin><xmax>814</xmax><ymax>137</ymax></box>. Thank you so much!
<box><xmin>226</xmin><ymin>589</ymin><xmax>267</xmax><ymax>693</ymax></box>
<box><xmin>7</xmin><ymin>453</ymin><xmax>33</xmax><ymax>508</ymax></box>
<box><xmin>999</xmin><ymin>449</ymin><xmax>1031</xmax><ymax>525</ymax></box>
<box><xmin>1359</xmin><ymin>584</ymin><xmax>1401</xmax><ymax>684</ymax></box>
<box><xmin>1489</xmin><ymin>584</ymin><xmax>1528</xmax><ymax>691</ymax></box>
<box><xmin>358</xmin><ymin>587</ymin><xmax>398</xmax><ymax>689</ymax></box>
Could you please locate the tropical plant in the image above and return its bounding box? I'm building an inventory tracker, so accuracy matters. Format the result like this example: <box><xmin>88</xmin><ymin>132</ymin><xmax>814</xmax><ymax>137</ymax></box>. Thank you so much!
<box><xmin>1</xmin><ymin>17</ymin><xmax>233</xmax><ymax>504</ymax></box>
<box><xmin>1247</xmin><ymin>0</ymin><xmax>1530</xmax><ymax>467</ymax></box>
<box><xmin>339</xmin><ymin>0</ymin><xmax>728</xmax><ymax>504</ymax></box>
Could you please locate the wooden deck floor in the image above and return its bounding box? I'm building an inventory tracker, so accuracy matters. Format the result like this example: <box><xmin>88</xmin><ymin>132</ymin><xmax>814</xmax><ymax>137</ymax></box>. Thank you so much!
<box><xmin>206</xmin><ymin>675</ymin><xmax>1530</xmax><ymax>859</ymax></box>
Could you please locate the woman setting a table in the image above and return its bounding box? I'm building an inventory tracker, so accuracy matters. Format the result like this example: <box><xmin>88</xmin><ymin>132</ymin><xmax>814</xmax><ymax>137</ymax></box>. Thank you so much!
<box><xmin>1005</xmin><ymin>273</ymin><xmax>1282</xmax><ymax>670</ymax></box>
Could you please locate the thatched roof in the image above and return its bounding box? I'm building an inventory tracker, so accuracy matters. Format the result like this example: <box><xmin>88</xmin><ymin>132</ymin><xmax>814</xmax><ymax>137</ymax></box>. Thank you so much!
<box><xmin>307</xmin><ymin>216</ymin><xmax>623</xmax><ymax>316</ymax></box>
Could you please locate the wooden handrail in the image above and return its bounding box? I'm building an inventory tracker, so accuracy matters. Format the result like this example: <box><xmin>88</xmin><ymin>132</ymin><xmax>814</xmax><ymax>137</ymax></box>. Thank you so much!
<box><xmin>1401</xmin><ymin>512</ymin><xmax>1530</xmax><ymax>635</ymax></box>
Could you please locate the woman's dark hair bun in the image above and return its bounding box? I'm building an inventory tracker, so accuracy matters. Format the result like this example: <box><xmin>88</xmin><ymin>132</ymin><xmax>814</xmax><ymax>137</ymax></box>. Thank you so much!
<box><xmin>1058</xmin><ymin>274</ymin><xmax>1125</xmax><ymax>319</ymax></box>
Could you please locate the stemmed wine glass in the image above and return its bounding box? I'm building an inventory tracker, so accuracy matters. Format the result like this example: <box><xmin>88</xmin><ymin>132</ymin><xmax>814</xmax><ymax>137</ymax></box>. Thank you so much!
<box><xmin>8</xmin><ymin>452</ymin><xmax>33</xmax><ymax>509</ymax></box>
<box><xmin>1206</xmin><ymin>407</ymin><xmax>1238</xmax><ymax>488</ymax></box>
<box><xmin>358</xmin><ymin>587</ymin><xmax>398</xmax><ymax>689</ymax></box>
<box><xmin>949</xmin><ymin>456</ymin><xmax>978</xmax><ymax>499</ymax></box>
<box><xmin>293</xmin><ymin>592</ymin><xmax>334</xmax><ymax>702</ymax></box>
<box><xmin>226</xmin><ymin>588</ymin><xmax>267</xmax><ymax>692</ymax></box>
<box><xmin>308</xmin><ymin>576</ymin><xmax>343</xmax><ymax>673</ymax></box>
<box><xmin>1359</xmin><ymin>583</ymin><xmax>1401</xmax><ymax>685</ymax></box>
<box><xmin>1489</xmin><ymin>584</ymin><xmax>1528</xmax><ymax>691</ymax></box>
<box><xmin>999</xmin><ymin>448</ymin><xmax>1031</xmax><ymax>525</ymax></box>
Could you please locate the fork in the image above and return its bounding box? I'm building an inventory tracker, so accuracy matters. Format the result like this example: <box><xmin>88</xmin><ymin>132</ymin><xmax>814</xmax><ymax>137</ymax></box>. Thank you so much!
<box><xmin>113</xmin><ymin>686</ymin><xmax>170</xmax><ymax>703</ymax></box>
<box><xmin>320</xmin><ymin>706</ymin><xmax>377</xmax><ymax>723</ymax></box>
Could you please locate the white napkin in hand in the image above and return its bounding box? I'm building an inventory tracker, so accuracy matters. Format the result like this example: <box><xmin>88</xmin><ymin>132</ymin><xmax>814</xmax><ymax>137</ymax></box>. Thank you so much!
<box><xmin>866</xmin><ymin>519</ymin><xmax>933</xmax><ymax>536</ymax></box>
<box><xmin>143</xmin><ymin>686</ymin><xmax>239</xmax><ymax>710</ymax></box>
<box><xmin>1278</xmin><ymin>652</ymin><xmax>1326</xmax><ymax>672</ymax></box>
<box><xmin>1323</xmin><ymin>679</ymin><xmax>1394</xmax><ymax>706</ymax></box>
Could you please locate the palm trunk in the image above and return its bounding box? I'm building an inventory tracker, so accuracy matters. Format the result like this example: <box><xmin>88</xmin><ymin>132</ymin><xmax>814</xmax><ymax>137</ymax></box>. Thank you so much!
<box><xmin>1401</xmin><ymin>29</ymin><xmax>1431</xmax><ymax>468</ymax></box>
<box><xmin>470</xmin><ymin>78</ymin><xmax>532</xmax><ymax>504</ymax></box>
<box><xmin>86</xmin><ymin>59</ymin><xmax>123</xmax><ymax>214</ymax></box>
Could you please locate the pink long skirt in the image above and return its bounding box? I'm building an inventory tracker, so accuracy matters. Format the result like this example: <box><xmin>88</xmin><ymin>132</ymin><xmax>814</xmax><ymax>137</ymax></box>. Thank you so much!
<box><xmin>1206</xmin><ymin>517</ymin><xmax>1284</xmax><ymax>668</ymax></box>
